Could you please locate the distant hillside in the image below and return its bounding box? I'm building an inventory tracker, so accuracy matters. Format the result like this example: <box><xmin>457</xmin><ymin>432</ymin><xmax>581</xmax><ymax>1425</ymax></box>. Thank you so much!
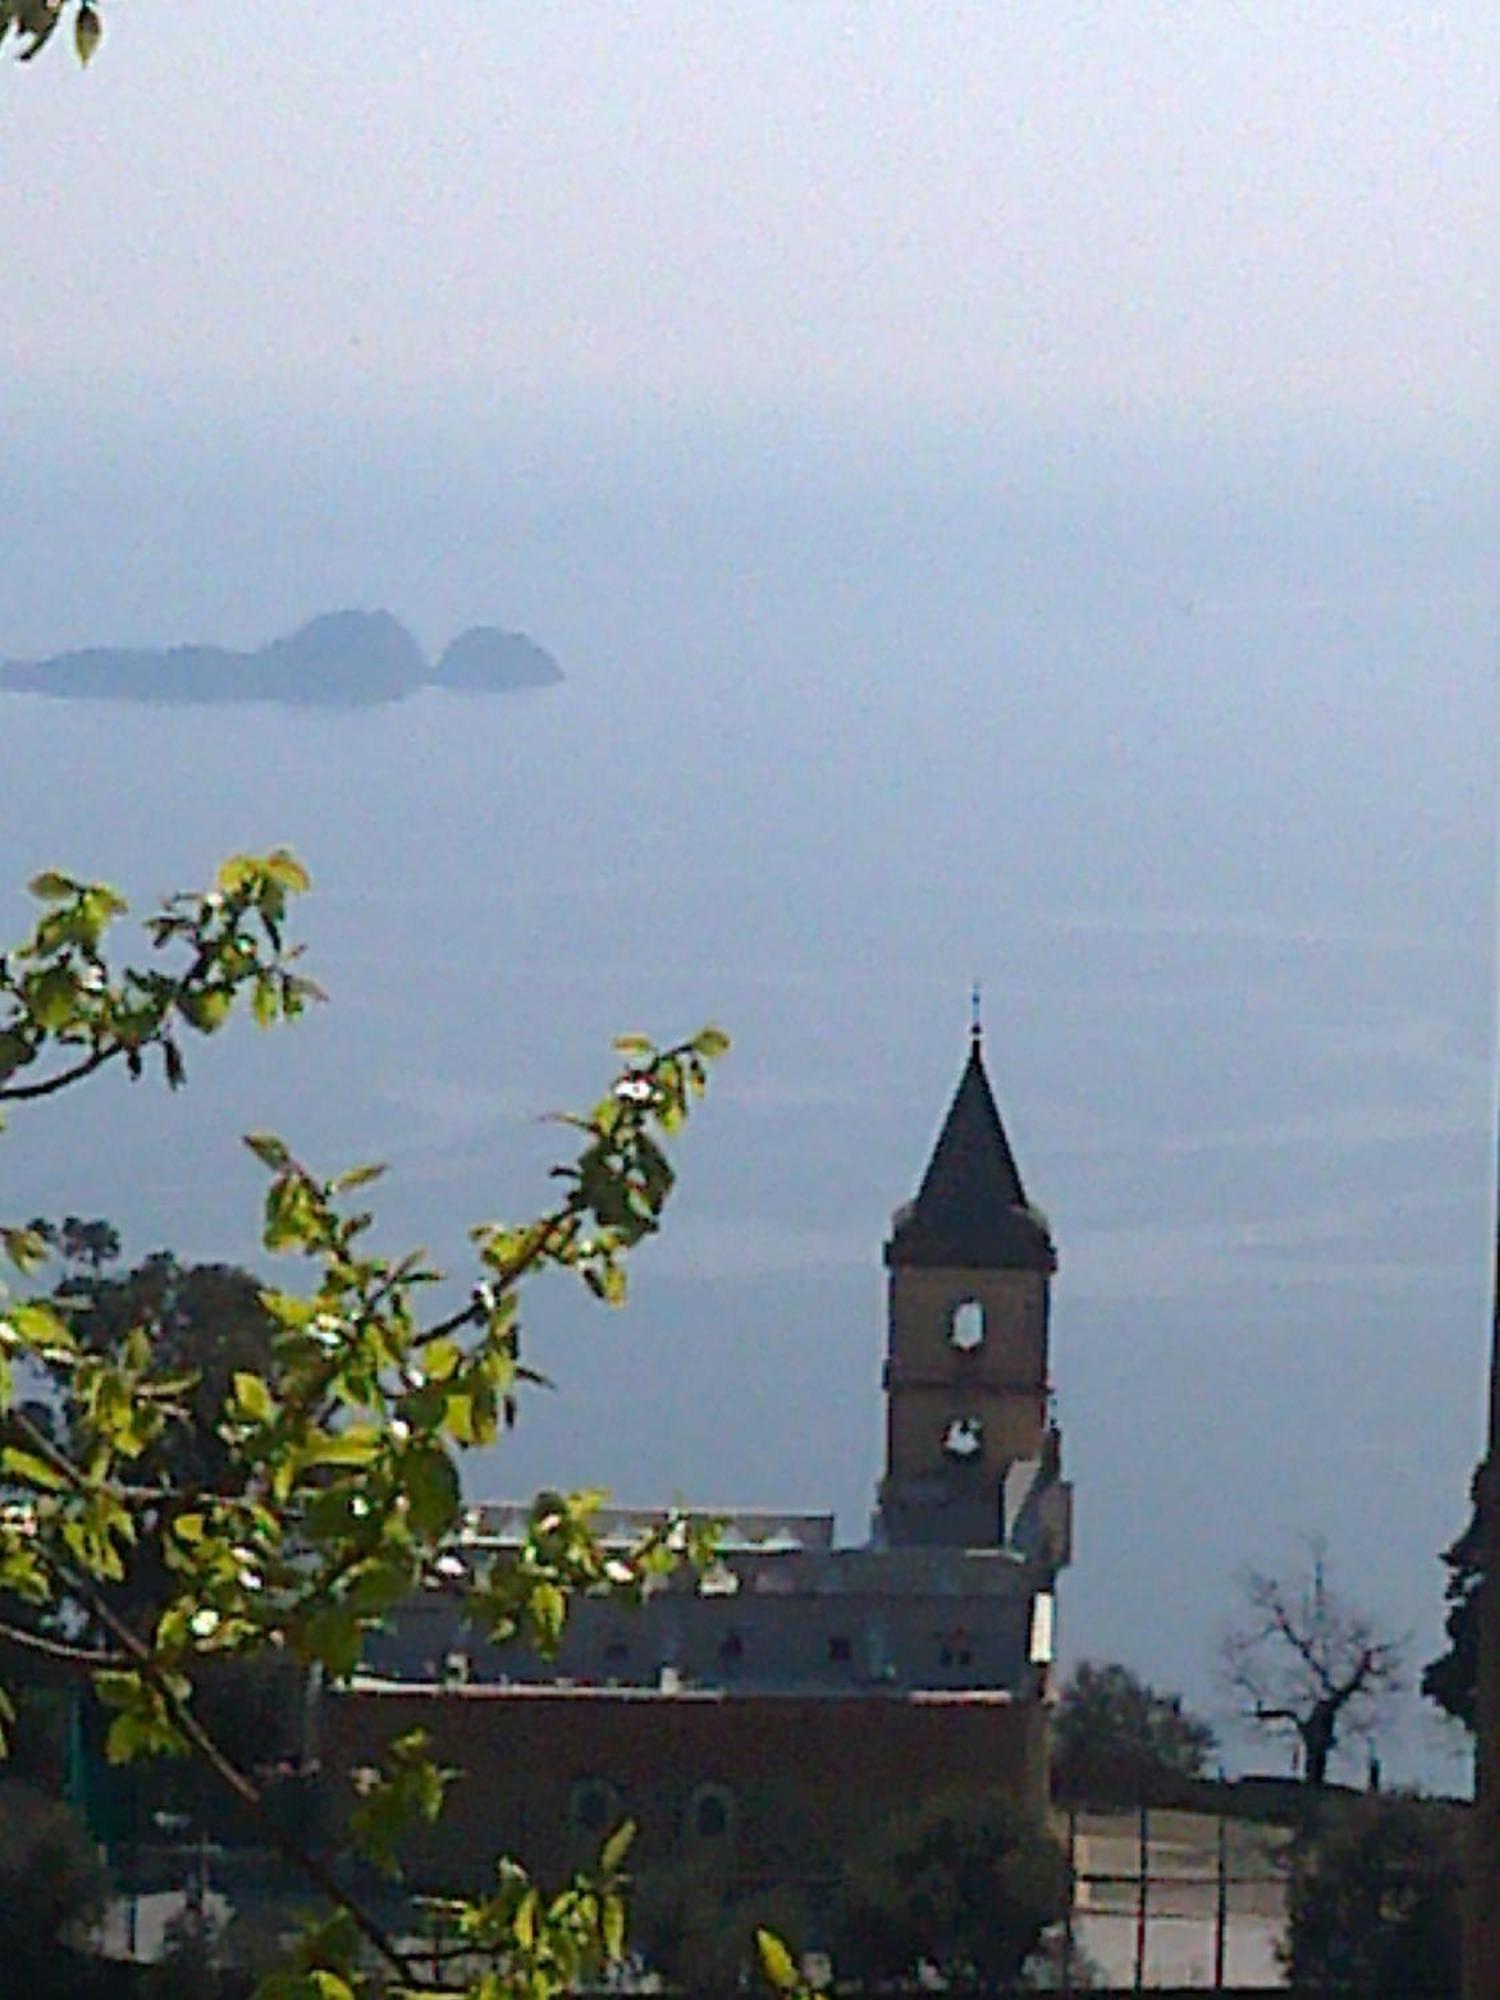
<box><xmin>0</xmin><ymin>611</ymin><xmax>564</xmax><ymax>707</ymax></box>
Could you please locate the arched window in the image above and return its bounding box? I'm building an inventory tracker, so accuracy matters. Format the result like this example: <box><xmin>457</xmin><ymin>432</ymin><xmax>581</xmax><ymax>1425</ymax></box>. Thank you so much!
<box><xmin>718</xmin><ymin>1630</ymin><xmax>745</xmax><ymax>1667</ymax></box>
<box><xmin>688</xmin><ymin>1782</ymin><xmax>737</xmax><ymax>1847</ymax></box>
<box><xmin>950</xmin><ymin>1300</ymin><xmax>984</xmax><ymax>1352</ymax></box>
<box><xmin>568</xmin><ymin>1777</ymin><xmax>622</xmax><ymax>1842</ymax></box>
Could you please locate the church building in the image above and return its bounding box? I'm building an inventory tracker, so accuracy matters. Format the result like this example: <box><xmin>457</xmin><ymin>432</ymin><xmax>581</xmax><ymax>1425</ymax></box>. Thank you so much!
<box><xmin>327</xmin><ymin>1029</ymin><xmax>1071</xmax><ymax>1888</ymax></box>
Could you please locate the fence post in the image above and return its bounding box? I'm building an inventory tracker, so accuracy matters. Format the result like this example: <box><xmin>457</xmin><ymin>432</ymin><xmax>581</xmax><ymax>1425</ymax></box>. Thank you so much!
<box><xmin>1062</xmin><ymin>1807</ymin><xmax>1077</xmax><ymax>1998</ymax></box>
<box><xmin>1134</xmin><ymin>1802</ymin><xmax>1149</xmax><ymax>1990</ymax></box>
<box><xmin>1214</xmin><ymin>1811</ymin><xmax>1228</xmax><ymax>1989</ymax></box>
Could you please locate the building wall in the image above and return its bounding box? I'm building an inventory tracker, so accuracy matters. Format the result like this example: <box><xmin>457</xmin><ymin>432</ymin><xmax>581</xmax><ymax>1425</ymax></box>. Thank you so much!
<box><xmin>322</xmin><ymin>1684</ymin><xmax>1047</xmax><ymax>1890</ymax></box>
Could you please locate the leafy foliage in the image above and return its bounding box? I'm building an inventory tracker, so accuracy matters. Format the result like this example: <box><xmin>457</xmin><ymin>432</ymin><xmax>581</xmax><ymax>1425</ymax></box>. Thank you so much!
<box><xmin>0</xmin><ymin>848</ymin><xmax>318</xmax><ymax>1162</ymax></box>
<box><xmin>836</xmin><ymin>1789</ymin><xmax>1066</xmax><ymax>1987</ymax></box>
<box><xmin>0</xmin><ymin>852</ymin><xmax>732</xmax><ymax>1998</ymax></box>
<box><xmin>1051</xmin><ymin>1658</ymin><xmax>1217</xmax><ymax>1805</ymax></box>
<box><xmin>1222</xmin><ymin>1541</ymin><xmax>1404</xmax><ymax>1788</ymax></box>
<box><xmin>1280</xmin><ymin>1794</ymin><xmax>1463</xmax><ymax>1996</ymax></box>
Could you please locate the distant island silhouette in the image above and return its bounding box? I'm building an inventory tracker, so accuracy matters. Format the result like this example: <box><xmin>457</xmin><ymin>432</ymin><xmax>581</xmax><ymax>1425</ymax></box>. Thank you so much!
<box><xmin>0</xmin><ymin>611</ymin><xmax>564</xmax><ymax>708</ymax></box>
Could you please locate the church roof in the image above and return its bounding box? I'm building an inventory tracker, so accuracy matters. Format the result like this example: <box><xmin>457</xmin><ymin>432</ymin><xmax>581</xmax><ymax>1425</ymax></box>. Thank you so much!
<box><xmin>886</xmin><ymin>1036</ymin><xmax>1056</xmax><ymax>1272</ymax></box>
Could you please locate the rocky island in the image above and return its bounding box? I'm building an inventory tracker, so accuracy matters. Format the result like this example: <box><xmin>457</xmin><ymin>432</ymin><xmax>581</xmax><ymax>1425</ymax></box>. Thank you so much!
<box><xmin>0</xmin><ymin>611</ymin><xmax>564</xmax><ymax>708</ymax></box>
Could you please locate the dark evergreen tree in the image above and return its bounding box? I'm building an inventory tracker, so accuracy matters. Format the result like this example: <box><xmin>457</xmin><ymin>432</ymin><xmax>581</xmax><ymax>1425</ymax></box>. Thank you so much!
<box><xmin>1422</xmin><ymin>1467</ymin><xmax>1481</xmax><ymax>1734</ymax></box>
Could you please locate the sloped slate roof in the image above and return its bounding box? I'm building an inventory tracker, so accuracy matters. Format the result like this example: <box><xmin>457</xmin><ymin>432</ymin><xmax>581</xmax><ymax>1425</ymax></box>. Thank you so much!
<box><xmin>886</xmin><ymin>1040</ymin><xmax>1055</xmax><ymax>1272</ymax></box>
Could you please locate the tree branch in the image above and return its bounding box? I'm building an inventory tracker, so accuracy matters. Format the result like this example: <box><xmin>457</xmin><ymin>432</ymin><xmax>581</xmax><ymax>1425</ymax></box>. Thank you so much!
<box><xmin>0</xmin><ymin>1616</ymin><xmax>125</xmax><ymax>1670</ymax></box>
<box><xmin>0</xmin><ymin>1044</ymin><xmax>117</xmax><ymax>1103</ymax></box>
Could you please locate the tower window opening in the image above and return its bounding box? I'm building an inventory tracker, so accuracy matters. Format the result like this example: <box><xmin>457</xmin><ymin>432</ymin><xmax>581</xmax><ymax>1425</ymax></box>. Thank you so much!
<box><xmin>950</xmin><ymin>1300</ymin><xmax>984</xmax><ymax>1352</ymax></box>
<box><xmin>938</xmin><ymin>1630</ymin><xmax>975</xmax><ymax>1670</ymax></box>
<box><xmin>719</xmin><ymin>1632</ymin><xmax>745</xmax><ymax>1664</ymax></box>
<box><xmin>828</xmin><ymin>1633</ymin><xmax>853</xmax><ymax>1664</ymax></box>
<box><xmin>942</xmin><ymin>1415</ymin><xmax>984</xmax><ymax>1461</ymax></box>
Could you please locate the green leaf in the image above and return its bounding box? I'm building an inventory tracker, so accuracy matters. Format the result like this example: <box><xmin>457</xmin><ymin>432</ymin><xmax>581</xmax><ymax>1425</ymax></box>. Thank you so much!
<box><xmin>0</xmin><ymin>1030</ymin><xmax>35</xmax><ymax>1080</ymax></box>
<box><xmin>215</xmin><ymin>855</ymin><xmax>260</xmax><ymax>895</ymax></box>
<box><xmin>0</xmin><ymin>1445</ymin><xmax>67</xmax><ymax>1492</ymax></box>
<box><xmin>599</xmin><ymin>1817</ymin><xmax>635</xmax><ymax>1875</ymax></box>
<box><xmin>243</xmin><ymin>1131</ymin><xmax>292</xmax><ymax>1170</ymax></box>
<box><xmin>756</xmin><ymin>1927</ymin><xmax>802</xmax><ymax>1993</ymax></box>
<box><xmin>8</xmin><ymin>1300</ymin><xmax>74</xmax><ymax>1352</ymax></box>
<box><xmin>232</xmin><ymin>1371</ymin><xmax>276</xmax><ymax>1423</ymax></box>
<box><xmin>74</xmin><ymin>3</ymin><xmax>100</xmax><ymax>64</ymax></box>
<box><xmin>299</xmin><ymin>1604</ymin><xmax>363</xmax><ymax>1678</ymax></box>
<box><xmin>529</xmin><ymin>1580</ymin><xmax>567</xmax><ymax>1653</ymax></box>
<box><xmin>0</xmin><ymin>1226</ymin><xmax>49</xmax><ymax>1274</ymax></box>
<box><xmin>513</xmin><ymin>1887</ymin><xmax>539</xmax><ymax>1950</ymax></box>
<box><xmin>30</xmin><ymin>966</ymin><xmax>77</xmax><ymax>1031</ymax></box>
<box><xmin>27</xmin><ymin>870</ymin><xmax>80</xmax><ymax>901</ymax></box>
<box><xmin>180</xmin><ymin>986</ymin><xmax>233</xmax><ymax>1034</ymax></box>
<box><xmin>304</xmin><ymin>1426</ymin><xmax>382</xmax><ymax>1467</ymax></box>
<box><xmin>264</xmin><ymin>848</ymin><xmax>312</xmax><ymax>892</ymax></box>
<box><xmin>692</xmin><ymin>1026</ymin><xmax>731</xmax><ymax>1058</ymax></box>
<box><xmin>404</xmin><ymin>1444</ymin><xmax>461</xmax><ymax>1537</ymax></box>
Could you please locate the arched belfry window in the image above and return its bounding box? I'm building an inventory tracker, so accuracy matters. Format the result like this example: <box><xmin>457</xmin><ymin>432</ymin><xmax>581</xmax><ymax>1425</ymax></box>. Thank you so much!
<box><xmin>942</xmin><ymin>1415</ymin><xmax>984</xmax><ymax>1462</ymax></box>
<box><xmin>950</xmin><ymin>1300</ymin><xmax>985</xmax><ymax>1352</ymax></box>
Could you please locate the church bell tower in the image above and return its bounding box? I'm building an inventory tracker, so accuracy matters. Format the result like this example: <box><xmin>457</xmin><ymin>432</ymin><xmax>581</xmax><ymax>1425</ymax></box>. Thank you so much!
<box><xmin>877</xmin><ymin>1020</ymin><xmax>1058</xmax><ymax>1549</ymax></box>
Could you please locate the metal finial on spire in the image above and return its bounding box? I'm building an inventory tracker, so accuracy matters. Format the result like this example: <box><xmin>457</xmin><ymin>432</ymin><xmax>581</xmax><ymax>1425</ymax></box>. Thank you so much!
<box><xmin>970</xmin><ymin>979</ymin><xmax>983</xmax><ymax>1048</ymax></box>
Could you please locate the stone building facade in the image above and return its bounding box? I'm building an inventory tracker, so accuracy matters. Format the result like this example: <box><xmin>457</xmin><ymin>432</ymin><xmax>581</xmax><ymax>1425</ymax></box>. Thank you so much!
<box><xmin>333</xmin><ymin>1030</ymin><xmax>1071</xmax><ymax>1882</ymax></box>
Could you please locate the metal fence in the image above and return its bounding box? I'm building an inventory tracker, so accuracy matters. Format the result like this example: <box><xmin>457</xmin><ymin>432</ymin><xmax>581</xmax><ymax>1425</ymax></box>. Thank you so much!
<box><xmin>1059</xmin><ymin>1807</ymin><xmax>1289</xmax><ymax>1992</ymax></box>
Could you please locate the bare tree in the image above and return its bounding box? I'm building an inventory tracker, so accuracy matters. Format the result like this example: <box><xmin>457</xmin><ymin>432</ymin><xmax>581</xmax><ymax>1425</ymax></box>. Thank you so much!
<box><xmin>1222</xmin><ymin>1541</ymin><xmax>1405</xmax><ymax>1788</ymax></box>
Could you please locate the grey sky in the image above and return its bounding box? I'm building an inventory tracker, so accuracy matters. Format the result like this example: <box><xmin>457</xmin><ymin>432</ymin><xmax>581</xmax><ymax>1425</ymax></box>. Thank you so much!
<box><xmin>9</xmin><ymin>2</ymin><xmax>1497</xmax><ymax>437</ymax></box>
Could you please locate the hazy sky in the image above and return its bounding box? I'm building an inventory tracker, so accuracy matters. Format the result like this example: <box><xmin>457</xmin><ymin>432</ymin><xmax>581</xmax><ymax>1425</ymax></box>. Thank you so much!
<box><xmin>9</xmin><ymin>3</ymin><xmax>1498</xmax><ymax>440</ymax></box>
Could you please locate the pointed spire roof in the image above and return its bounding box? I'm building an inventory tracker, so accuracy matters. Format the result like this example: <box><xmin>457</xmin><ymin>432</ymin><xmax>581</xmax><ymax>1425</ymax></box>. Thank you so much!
<box><xmin>886</xmin><ymin>1031</ymin><xmax>1055</xmax><ymax>1272</ymax></box>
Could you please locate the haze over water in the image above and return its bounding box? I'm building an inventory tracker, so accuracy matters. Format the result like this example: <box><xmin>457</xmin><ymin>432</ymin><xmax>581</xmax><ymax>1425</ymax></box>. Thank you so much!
<box><xmin>4</xmin><ymin>415</ymin><xmax>1493</xmax><ymax>1789</ymax></box>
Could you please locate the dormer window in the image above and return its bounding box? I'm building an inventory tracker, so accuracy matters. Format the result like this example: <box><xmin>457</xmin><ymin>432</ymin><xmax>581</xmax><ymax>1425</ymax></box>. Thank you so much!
<box><xmin>950</xmin><ymin>1300</ymin><xmax>984</xmax><ymax>1352</ymax></box>
<box><xmin>938</xmin><ymin>1630</ymin><xmax>975</xmax><ymax>1670</ymax></box>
